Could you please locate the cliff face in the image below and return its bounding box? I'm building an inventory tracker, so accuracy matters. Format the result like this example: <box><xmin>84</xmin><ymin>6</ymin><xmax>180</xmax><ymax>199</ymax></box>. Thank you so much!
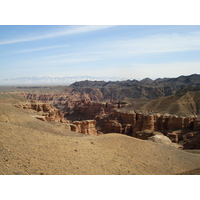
<box><xmin>15</xmin><ymin>102</ymin><xmax>98</xmax><ymax>136</ymax></box>
<box><xmin>105</xmin><ymin>110</ymin><xmax>197</xmax><ymax>135</ymax></box>
<box><xmin>13</xmin><ymin>74</ymin><xmax>200</xmax><ymax>149</ymax></box>
<box><xmin>72</xmin><ymin>120</ymin><xmax>97</xmax><ymax>136</ymax></box>
<box><xmin>103</xmin><ymin>110</ymin><xmax>200</xmax><ymax>149</ymax></box>
<box><xmin>66</xmin><ymin>99</ymin><xmax>120</xmax><ymax>120</ymax></box>
<box><xmin>15</xmin><ymin>102</ymin><xmax>67</xmax><ymax>123</ymax></box>
<box><xmin>66</xmin><ymin>99</ymin><xmax>200</xmax><ymax>145</ymax></box>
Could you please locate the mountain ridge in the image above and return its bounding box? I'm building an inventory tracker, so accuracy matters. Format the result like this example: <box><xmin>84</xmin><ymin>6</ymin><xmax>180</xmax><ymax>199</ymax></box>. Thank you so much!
<box><xmin>70</xmin><ymin>74</ymin><xmax>200</xmax><ymax>88</ymax></box>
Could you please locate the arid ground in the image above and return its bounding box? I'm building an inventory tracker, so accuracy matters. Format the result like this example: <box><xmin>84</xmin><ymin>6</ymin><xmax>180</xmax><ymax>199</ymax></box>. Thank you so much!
<box><xmin>1</xmin><ymin>93</ymin><xmax>200</xmax><ymax>175</ymax></box>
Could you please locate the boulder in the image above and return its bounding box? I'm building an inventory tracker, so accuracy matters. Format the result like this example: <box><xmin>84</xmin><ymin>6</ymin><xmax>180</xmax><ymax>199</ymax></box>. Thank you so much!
<box><xmin>148</xmin><ymin>134</ymin><xmax>183</xmax><ymax>149</ymax></box>
<box><xmin>133</xmin><ymin>130</ymin><xmax>163</xmax><ymax>140</ymax></box>
<box><xmin>148</xmin><ymin>135</ymin><xmax>173</xmax><ymax>146</ymax></box>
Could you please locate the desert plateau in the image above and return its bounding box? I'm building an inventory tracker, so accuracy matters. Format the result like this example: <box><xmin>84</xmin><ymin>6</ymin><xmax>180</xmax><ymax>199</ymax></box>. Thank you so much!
<box><xmin>1</xmin><ymin>74</ymin><xmax>200</xmax><ymax>175</ymax></box>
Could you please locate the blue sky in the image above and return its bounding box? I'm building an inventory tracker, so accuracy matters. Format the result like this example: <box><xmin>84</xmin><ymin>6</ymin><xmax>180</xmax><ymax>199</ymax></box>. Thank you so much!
<box><xmin>0</xmin><ymin>25</ymin><xmax>200</xmax><ymax>80</ymax></box>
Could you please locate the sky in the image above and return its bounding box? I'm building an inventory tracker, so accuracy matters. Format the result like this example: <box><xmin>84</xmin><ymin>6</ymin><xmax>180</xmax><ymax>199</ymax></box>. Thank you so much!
<box><xmin>0</xmin><ymin>25</ymin><xmax>200</xmax><ymax>80</ymax></box>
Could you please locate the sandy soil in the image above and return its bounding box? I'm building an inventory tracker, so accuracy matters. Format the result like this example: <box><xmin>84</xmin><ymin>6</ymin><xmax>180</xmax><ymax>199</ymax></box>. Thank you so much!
<box><xmin>1</xmin><ymin>94</ymin><xmax>200</xmax><ymax>175</ymax></box>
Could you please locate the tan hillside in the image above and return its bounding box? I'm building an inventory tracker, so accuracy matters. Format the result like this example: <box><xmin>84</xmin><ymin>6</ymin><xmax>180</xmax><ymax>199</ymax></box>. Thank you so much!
<box><xmin>1</xmin><ymin>94</ymin><xmax>200</xmax><ymax>175</ymax></box>
<box><xmin>135</xmin><ymin>91</ymin><xmax>200</xmax><ymax>117</ymax></box>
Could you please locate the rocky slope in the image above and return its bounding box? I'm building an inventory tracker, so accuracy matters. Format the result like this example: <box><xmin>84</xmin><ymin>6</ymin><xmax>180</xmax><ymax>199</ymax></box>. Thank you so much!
<box><xmin>70</xmin><ymin>74</ymin><xmax>200</xmax><ymax>100</ymax></box>
<box><xmin>1</xmin><ymin>96</ymin><xmax>200</xmax><ymax>175</ymax></box>
<box><xmin>7</xmin><ymin>74</ymin><xmax>200</xmax><ymax>148</ymax></box>
<box><xmin>133</xmin><ymin>90</ymin><xmax>200</xmax><ymax>117</ymax></box>
<box><xmin>15</xmin><ymin>102</ymin><xmax>67</xmax><ymax>123</ymax></box>
<box><xmin>13</xmin><ymin>101</ymin><xmax>98</xmax><ymax>136</ymax></box>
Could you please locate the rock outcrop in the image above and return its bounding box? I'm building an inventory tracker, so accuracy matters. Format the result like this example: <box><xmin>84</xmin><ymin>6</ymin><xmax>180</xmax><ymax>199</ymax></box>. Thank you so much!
<box><xmin>15</xmin><ymin>102</ymin><xmax>67</xmax><ymax>123</ymax></box>
<box><xmin>104</xmin><ymin>110</ymin><xmax>200</xmax><ymax>148</ymax></box>
<box><xmin>66</xmin><ymin>99</ymin><xmax>120</xmax><ymax>120</ymax></box>
<box><xmin>106</xmin><ymin>110</ymin><xmax>198</xmax><ymax>134</ymax></box>
<box><xmin>15</xmin><ymin>102</ymin><xmax>98</xmax><ymax>136</ymax></box>
<box><xmin>105</xmin><ymin>120</ymin><xmax>123</xmax><ymax>134</ymax></box>
<box><xmin>148</xmin><ymin>135</ymin><xmax>183</xmax><ymax>149</ymax></box>
<box><xmin>72</xmin><ymin>120</ymin><xmax>97</xmax><ymax>136</ymax></box>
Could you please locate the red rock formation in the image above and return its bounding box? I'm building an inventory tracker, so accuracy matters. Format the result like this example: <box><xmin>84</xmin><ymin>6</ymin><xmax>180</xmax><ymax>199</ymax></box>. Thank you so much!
<box><xmin>66</xmin><ymin>100</ymin><xmax>119</xmax><ymax>120</ymax></box>
<box><xmin>104</xmin><ymin>110</ymin><xmax>198</xmax><ymax>143</ymax></box>
<box><xmin>15</xmin><ymin>102</ymin><xmax>67</xmax><ymax>123</ymax></box>
<box><xmin>15</xmin><ymin>101</ymin><xmax>99</xmax><ymax>136</ymax></box>
<box><xmin>15</xmin><ymin>91</ymin><xmax>200</xmax><ymax>148</ymax></box>
<box><xmin>167</xmin><ymin>116</ymin><xmax>185</xmax><ymax>130</ymax></box>
<box><xmin>105</xmin><ymin>120</ymin><xmax>123</xmax><ymax>133</ymax></box>
<box><xmin>16</xmin><ymin>92</ymin><xmax>127</xmax><ymax>119</ymax></box>
<box><xmin>72</xmin><ymin>120</ymin><xmax>97</xmax><ymax>135</ymax></box>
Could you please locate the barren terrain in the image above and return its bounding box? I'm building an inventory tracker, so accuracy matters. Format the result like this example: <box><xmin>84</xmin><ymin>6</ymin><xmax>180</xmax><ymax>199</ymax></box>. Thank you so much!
<box><xmin>1</xmin><ymin>93</ymin><xmax>200</xmax><ymax>175</ymax></box>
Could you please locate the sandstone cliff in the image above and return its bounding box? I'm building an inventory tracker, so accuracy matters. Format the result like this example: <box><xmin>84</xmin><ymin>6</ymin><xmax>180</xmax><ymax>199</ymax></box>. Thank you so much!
<box><xmin>103</xmin><ymin>109</ymin><xmax>200</xmax><ymax>148</ymax></box>
<box><xmin>72</xmin><ymin>120</ymin><xmax>97</xmax><ymax>136</ymax></box>
<box><xmin>15</xmin><ymin>101</ymin><xmax>98</xmax><ymax>136</ymax></box>
<box><xmin>15</xmin><ymin>102</ymin><xmax>67</xmax><ymax>123</ymax></box>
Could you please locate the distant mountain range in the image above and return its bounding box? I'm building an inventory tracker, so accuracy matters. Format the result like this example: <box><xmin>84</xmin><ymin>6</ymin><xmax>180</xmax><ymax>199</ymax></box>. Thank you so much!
<box><xmin>69</xmin><ymin>74</ymin><xmax>200</xmax><ymax>101</ymax></box>
<box><xmin>0</xmin><ymin>76</ymin><xmax>126</xmax><ymax>85</ymax></box>
<box><xmin>1</xmin><ymin>74</ymin><xmax>200</xmax><ymax>88</ymax></box>
<box><xmin>70</xmin><ymin>74</ymin><xmax>200</xmax><ymax>88</ymax></box>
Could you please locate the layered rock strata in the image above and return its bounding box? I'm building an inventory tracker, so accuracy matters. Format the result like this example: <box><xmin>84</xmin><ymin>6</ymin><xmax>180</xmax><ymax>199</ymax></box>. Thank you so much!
<box><xmin>16</xmin><ymin>92</ymin><xmax>128</xmax><ymax>117</ymax></box>
<box><xmin>104</xmin><ymin>110</ymin><xmax>200</xmax><ymax>146</ymax></box>
<box><xmin>15</xmin><ymin>102</ymin><xmax>67</xmax><ymax>123</ymax></box>
<box><xmin>15</xmin><ymin>102</ymin><xmax>98</xmax><ymax>136</ymax></box>
<box><xmin>106</xmin><ymin>110</ymin><xmax>200</xmax><ymax>136</ymax></box>
<box><xmin>72</xmin><ymin>120</ymin><xmax>97</xmax><ymax>136</ymax></box>
<box><xmin>66</xmin><ymin>99</ymin><xmax>120</xmax><ymax>120</ymax></box>
<box><xmin>15</xmin><ymin>93</ymin><xmax>200</xmax><ymax>148</ymax></box>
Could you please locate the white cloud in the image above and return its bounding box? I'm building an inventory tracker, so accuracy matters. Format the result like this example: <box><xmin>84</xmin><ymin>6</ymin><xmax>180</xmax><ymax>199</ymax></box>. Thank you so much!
<box><xmin>12</xmin><ymin>44</ymin><xmax>69</xmax><ymax>53</ymax></box>
<box><xmin>12</xmin><ymin>53</ymin><xmax>101</xmax><ymax>67</ymax></box>
<box><xmin>0</xmin><ymin>25</ymin><xmax>116</xmax><ymax>45</ymax></box>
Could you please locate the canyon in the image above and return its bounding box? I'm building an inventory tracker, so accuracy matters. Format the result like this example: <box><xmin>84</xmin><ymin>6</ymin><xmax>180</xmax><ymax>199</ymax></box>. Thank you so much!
<box><xmin>1</xmin><ymin>74</ymin><xmax>200</xmax><ymax>175</ymax></box>
<box><xmin>12</xmin><ymin>74</ymin><xmax>200</xmax><ymax>149</ymax></box>
<box><xmin>14</xmin><ymin>101</ymin><xmax>98</xmax><ymax>136</ymax></box>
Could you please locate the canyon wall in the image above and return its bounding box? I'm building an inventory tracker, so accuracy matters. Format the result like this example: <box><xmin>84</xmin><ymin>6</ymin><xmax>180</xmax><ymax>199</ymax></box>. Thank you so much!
<box><xmin>15</xmin><ymin>102</ymin><xmax>67</xmax><ymax>123</ymax></box>
<box><xmin>66</xmin><ymin>99</ymin><xmax>122</xmax><ymax>120</ymax></box>
<box><xmin>15</xmin><ymin>92</ymin><xmax>200</xmax><ymax>148</ymax></box>
<box><xmin>103</xmin><ymin>110</ymin><xmax>200</xmax><ymax>148</ymax></box>
<box><xmin>72</xmin><ymin>120</ymin><xmax>97</xmax><ymax>136</ymax></box>
<box><xmin>15</xmin><ymin>102</ymin><xmax>98</xmax><ymax>136</ymax></box>
<box><xmin>104</xmin><ymin>110</ymin><xmax>197</xmax><ymax>135</ymax></box>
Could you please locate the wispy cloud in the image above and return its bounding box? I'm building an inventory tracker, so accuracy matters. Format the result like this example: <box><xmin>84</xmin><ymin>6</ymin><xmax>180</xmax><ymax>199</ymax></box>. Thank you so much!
<box><xmin>94</xmin><ymin>31</ymin><xmax>200</xmax><ymax>57</ymax></box>
<box><xmin>12</xmin><ymin>44</ymin><xmax>69</xmax><ymax>53</ymax></box>
<box><xmin>10</xmin><ymin>52</ymin><xmax>102</xmax><ymax>68</ymax></box>
<box><xmin>7</xmin><ymin>30</ymin><xmax>200</xmax><ymax>72</ymax></box>
<box><xmin>0</xmin><ymin>25</ymin><xmax>116</xmax><ymax>45</ymax></box>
